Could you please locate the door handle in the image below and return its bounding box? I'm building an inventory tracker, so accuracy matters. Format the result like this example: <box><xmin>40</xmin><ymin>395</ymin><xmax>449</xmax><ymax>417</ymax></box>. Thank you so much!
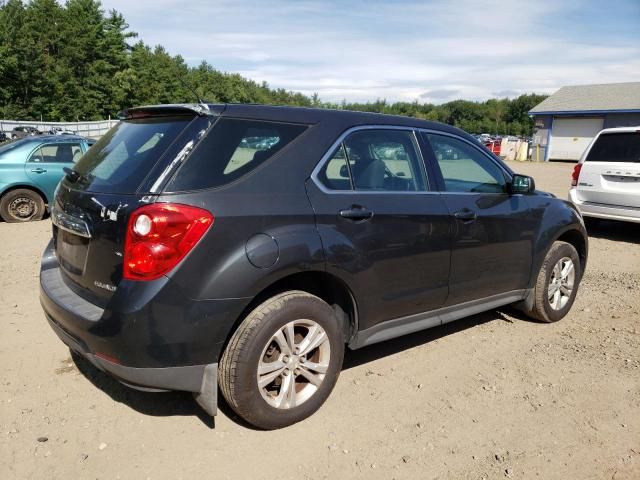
<box><xmin>31</xmin><ymin>168</ymin><xmax>47</xmax><ymax>174</ymax></box>
<box><xmin>339</xmin><ymin>207</ymin><xmax>373</xmax><ymax>221</ymax></box>
<box><xmin>454</xmin><ymin>208</ymin><xmax>477</xmax><ymax>222</ymax></box>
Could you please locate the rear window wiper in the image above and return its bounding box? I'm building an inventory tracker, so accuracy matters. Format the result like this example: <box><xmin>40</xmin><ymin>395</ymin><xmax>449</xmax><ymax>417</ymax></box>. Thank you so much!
<box><xmin>63</xmin><ymin>167</ymin><xmax>84</xmax><ymax>183</ymax></box>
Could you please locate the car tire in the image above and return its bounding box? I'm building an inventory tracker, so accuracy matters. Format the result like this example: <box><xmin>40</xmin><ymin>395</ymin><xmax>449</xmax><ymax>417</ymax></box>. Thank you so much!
<box><xmin>219</xmin><ymin>291</ymin><xmax>344</xmax><ymax>430</ymax></box>
<box><xmin>524</xmin><ymin>241</ymin><xmax>582</xmax><ymax>323</ymax></box>
<box><xmin>0</xmin><ymin>188</ymin><xmax>45</xmax><ymax>222</ymax></box>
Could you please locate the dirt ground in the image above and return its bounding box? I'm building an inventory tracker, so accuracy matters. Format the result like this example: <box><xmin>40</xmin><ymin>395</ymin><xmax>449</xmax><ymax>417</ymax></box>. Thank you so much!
<box><xmin>1</xmin><ymin>160</ymin><xmax>639</xmax><ymax>480</ymax></box>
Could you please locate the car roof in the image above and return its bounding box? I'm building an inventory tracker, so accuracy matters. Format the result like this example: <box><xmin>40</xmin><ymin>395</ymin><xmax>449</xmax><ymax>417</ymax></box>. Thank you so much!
<box><xmin>10</xmin><ymin>134</ymin><xmax>93</xmax><ymax>144</ymax></box>
<box><xmin>125</xmin><ymin>103</ymin><xmax>468</xmax><ymax>136</ymax></box>
<box><xmin>597</xmin><ymin>126</ymin><xmax>640</xmax><ymax>134</ymax></box>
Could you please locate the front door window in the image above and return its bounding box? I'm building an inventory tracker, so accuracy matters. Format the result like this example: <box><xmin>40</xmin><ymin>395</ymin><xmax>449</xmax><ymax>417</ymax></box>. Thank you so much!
<box><xmin>425</xmin><ymin>134</ymin><xmax>506</xmax><ymax>193</ymax></box>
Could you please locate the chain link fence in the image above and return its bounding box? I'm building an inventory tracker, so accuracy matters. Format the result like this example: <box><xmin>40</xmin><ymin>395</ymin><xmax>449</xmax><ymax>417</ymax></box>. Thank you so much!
<box><xmin>0</xmin><ymin>118</ymin><xmax>117</xmax><ymax>139</ymax></box>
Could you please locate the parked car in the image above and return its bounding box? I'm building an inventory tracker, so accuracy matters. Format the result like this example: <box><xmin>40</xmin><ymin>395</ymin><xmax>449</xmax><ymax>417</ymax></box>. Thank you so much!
<box><xmin>484</xmin><ymin>138</ymin><xmax>501</xmax><ymax>155</ymax></box>
<box><xmin>569</xmin><ymin>126</ymin><xmax>640</xmax><ymax>224</ymax></box>
<box><xmin>11</xmin><ymin>126</ymin><xmax>42</xmax><ymax>139</ymax></box>
<box><xmin>40</xmin><ymin>104</ymin><xmax>587</xmax><ymax>429</ymax></box>
<box><xmin>0</xmin><ymin>135</ymin><xmax>95</xmax><ymax>222</ymax></box>
<box><xmin>47</xmin><ymin>126</ymin><xmax>77</xmax><ymax>136</ymax></box>
<box><xmin>0</xmin><ymin>131</ymin><xmax>8</xmax><ymax>143</ymax></box>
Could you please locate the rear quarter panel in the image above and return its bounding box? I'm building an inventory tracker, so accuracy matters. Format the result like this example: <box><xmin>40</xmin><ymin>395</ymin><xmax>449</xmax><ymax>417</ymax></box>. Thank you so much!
<box><xmin>156</xmin><ymin>123</ymin><xmax>338</xmax><ymax>302</ymax></box>
<box><xmin>160</xmin><ymin>189</ymin><xmax>325</xmax><ymax>301</ymax></box>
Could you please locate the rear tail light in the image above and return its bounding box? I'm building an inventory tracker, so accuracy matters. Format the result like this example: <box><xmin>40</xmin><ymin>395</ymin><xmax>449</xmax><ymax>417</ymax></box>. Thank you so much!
<box><xmin>124</xmin><ymin>203</ymin><xmax>213</xmax><ymax>281</ymax></box>
<box><xmin>571</xmin><ymin>163</ymin><xmax>582</xmax><ymax>187</ymax></box>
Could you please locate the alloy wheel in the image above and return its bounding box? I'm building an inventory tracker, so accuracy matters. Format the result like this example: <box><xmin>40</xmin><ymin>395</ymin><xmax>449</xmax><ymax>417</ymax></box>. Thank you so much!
<box><xmin>257</xmin><ymin>319</ymin><xmax>331</xmax><ymax>409</ymax></box>
<box><xmin>548</xmin><ymin>256</ymin><xmax>575</xmax><ymax>310</ymax></box>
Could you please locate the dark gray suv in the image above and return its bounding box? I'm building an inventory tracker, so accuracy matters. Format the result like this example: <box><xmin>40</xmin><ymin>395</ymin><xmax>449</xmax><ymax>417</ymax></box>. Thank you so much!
<box><xmin>40</xmin><ymin>104</ymin><xmax>587</xmax><ymax>429</ymax></box>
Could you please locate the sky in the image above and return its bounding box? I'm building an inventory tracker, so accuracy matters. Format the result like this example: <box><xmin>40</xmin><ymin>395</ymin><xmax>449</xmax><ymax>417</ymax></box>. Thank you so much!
<box><xmin>100</xmin><ymin>0</ymin><xmax>640</xmax><ymax>104</ymax></box>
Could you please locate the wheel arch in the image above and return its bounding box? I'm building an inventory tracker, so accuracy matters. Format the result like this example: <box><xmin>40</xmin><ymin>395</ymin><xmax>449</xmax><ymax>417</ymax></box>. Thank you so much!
<box><xmin>219</xmin><ymin>270</ymin><xmax>359</xmax><ymax>360</ymax></box>
<box><xmin>0</xmin><ymin>184</ymin><xmax>49</xmax><ymax>206</ymax></box>
<box><xmin>515</xmin><ymin>222</ymin><xmax>588</xmax><ymax>316</ymax></box>
<box><xmin>528</xmin><ymin>196</ymin><xmax>589</xmax><ymax>286</ymax></box>
<box><xmin>0</xmin><ymin>185</ymin><xmax>49</xmax><ymax>222</ymax></box>
<box><xmin>555</xmin><ymin>227</ymin><xmax>588</xmax><ymax>273</ymax></box>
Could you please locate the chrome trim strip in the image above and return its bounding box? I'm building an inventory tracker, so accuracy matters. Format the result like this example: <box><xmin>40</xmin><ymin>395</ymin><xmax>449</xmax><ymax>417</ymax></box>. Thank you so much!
<box><xmin>51</xmin><ymin>207</ymin><xmax>92</xmax><ymax>238</ymax></box>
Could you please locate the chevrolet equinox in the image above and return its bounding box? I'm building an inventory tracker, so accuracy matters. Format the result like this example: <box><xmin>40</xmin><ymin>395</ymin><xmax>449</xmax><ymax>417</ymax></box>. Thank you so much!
<box><xmin>40</xmin><ymin>104</ymin><xmax>588</xmax><ymax>429</ymax></box>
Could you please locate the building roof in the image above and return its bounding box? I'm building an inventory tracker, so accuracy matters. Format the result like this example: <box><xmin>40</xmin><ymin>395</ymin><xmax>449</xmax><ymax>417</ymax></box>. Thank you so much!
<box><xmin>529</xmin><ymin>82</ymin><xmax>640</xmax><ymax>115</ymax></box>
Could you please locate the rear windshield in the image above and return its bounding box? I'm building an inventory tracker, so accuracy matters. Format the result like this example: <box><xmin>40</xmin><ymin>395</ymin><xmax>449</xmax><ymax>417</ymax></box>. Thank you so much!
<box><xmin>166</xmin><ymin>118</ymin><xmax>307</xmax><ymax>191</ymax></box>
<box><xmin>586</xmin><ymin>132</ymin><xmax>640</xmax><ymax>163</ymax></box>
<box><xmin>72</xmin><ymin>116</ymin><xmax>195</xmax><ymax>193</ymax></box>
<box><xmin>0</xmin><ymin>138</ymin><xmax>29</xmax><ymax>156</ymax></box>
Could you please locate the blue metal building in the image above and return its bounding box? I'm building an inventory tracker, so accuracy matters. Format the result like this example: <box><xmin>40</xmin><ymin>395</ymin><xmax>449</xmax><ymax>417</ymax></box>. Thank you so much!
<box><xmin>529</xmin><ymin>82</ymin><xmax>640</xmax><ymax>161</ymax></box>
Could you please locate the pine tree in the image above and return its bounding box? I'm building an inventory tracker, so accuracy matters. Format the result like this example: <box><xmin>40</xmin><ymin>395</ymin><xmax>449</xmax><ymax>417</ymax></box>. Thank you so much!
<box><xmin>0</xmin><ymin>0</ymin><xmax>545</xmax><ymax>134</ymax></box>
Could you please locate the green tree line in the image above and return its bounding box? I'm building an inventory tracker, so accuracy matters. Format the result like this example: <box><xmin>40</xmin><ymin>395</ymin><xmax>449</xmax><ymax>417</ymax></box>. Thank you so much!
<box><xmin>0</xmin><ymin>0</ymin><xmax>546</xmax><ymax>135</ymax></box>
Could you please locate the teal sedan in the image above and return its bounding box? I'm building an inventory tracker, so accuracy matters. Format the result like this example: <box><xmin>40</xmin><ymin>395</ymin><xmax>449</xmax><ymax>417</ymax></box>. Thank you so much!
<box><xmin>0</xmin><ymin>135</ymin><xmax>95</xmax><ymax>222</ymax></box>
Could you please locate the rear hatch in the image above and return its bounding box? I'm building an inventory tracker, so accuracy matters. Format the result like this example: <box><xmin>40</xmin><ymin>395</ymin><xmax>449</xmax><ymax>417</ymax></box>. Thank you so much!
<box><xmin>576</xmin><ymin>130</ymin><xmax>640</xmax><ymax>208</ymax></box>
<box><xmin>52</xmin><ymin>105</ymin><xmax>218</xmax><ymax>306</ymax></box>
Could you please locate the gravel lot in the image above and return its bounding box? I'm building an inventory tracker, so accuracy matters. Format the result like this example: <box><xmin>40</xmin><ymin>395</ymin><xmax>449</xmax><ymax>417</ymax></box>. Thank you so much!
<box><xmin>1</xmin><ymin>160</ymin><xmax>639</xmax><ymax>479</ymax></box>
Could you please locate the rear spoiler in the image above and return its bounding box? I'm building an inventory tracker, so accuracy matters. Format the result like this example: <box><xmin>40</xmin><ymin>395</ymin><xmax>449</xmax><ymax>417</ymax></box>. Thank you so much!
<box><xmin>119</xmin><ymin>103</ymin><xmax>226</xmax><ymax>119</ymax></box>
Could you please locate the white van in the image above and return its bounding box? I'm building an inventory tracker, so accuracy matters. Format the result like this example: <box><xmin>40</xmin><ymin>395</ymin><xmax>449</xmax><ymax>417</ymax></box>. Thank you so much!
<box><xmin>568</xmin><ymin>126</ymin><xmax>640</xmax><ymax>224</ymax></box>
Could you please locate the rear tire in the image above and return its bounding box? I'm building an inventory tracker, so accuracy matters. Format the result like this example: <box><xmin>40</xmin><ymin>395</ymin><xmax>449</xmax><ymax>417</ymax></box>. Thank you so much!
<box><xmin>0</xmin><ymin>189</ymin><xmax>45</xmax><ymax>222</ymax></box>
<box><xmin>523</xmin><ymin>241</ymin><xmax>582</xmax><ymax>322</ymax></box>
<box><xmin>219</xmin><ymin>291</ymin><xmax>344</xmax><ymax>430</ymax></box>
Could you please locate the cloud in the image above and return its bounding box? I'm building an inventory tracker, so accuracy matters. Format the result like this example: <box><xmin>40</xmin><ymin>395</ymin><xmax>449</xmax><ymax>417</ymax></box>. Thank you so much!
<box><xmin>100</xmin><ymin>0</ymin><xmax>640</xmax><ymax>103</ymax></box>
<box><xmin>493</xmin><ymin>90</ymin><xmax>522</xmax><ymax>98</ymax></box>
<box><xmin>420</xmin><ymin>89</ymin><xmax>461</xmax><ymax>101</ymax></box>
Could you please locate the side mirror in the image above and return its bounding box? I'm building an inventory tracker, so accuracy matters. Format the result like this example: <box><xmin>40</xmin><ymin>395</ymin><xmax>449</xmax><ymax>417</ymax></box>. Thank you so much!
<box><xmin>509</xmin><ymin>174</ymin><xmax>535</xmax><ymax>194</ymax></box>
<box><xmin>339</xmin><ymin>164</ymin><xmax>350</xmax><ymax>178</ymax></box>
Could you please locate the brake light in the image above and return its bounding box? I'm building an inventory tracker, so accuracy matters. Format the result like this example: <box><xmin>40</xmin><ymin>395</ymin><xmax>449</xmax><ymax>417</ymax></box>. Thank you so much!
<box><xmin>123</xmin><ymin>203</ymin><xmax>213</xmax><ymax>281</ymax></box>
<box><xmin>571</xmin><ymin>164</ymin><xmax>582</xmax><ymax>187</ymax></box>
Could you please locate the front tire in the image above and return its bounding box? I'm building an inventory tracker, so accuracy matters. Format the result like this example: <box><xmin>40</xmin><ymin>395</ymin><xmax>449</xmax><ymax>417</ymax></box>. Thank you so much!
<box><xmin>0</xmin><ymin>188</ymin><xmax>45</xmax><ymax>222</ymax></box>
<box><xmin>219</xmin><ymin>291</ymin><xmax>345</xmax><ymax>429</ymax></box>
<box><xmin>524</xmin><ymin>241</ymin><xmax>582</xmax><ymax>322</ymax></box>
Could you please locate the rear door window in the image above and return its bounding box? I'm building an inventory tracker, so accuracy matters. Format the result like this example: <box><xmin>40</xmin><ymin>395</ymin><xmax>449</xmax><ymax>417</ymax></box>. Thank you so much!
<box><xmin>345</xmin><ymin>129</ymin><xmax>427</xmax><ymax>191</ymax></box>
<box><xmin>586</xmin><ymin>132</ymin><xmax>640</xmax><ymax>163</ymax></box>
<box><xmin>167</xmin><ymin>119</ymin><xmax>307</xmax><ymax>191</ymax></box>
<box><xmin>318</xmin><ymin>129</ymin><xmax>428</xmax><ymax>192</ymax></box>
<box><xmin>28</xmin><ymin>143</ymin><xmax>82</xmax><ymax>163</ymax></box>
<box><xmin>72</xmin><ymin>116</ymin><xmax>195</xmax><ymax>193</ymax></box>
<box><xmin>317</xmin><ymin>144</ymin><xmax>352</xmax><ymax>190</ymax></box>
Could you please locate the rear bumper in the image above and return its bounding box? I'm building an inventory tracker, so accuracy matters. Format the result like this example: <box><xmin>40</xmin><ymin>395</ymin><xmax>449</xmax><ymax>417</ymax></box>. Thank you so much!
<box><xmin>569</xmin><ymin>189</ymin><xmax>640</xmax><ymax>224</ymax></box>
<box><xmin>45</xmin><ymin>310</ymin><xmax>218</xmax><ymax>415</ymax></box>
<box><xmin>45</xmin><ymin>311</ymin><xmax>212</xmax><ymax>392</ymax></box>
<box><xmin>39</xmin><ymin>241</ymin><xmax>250</xmax><ymax>415</ymax></box>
